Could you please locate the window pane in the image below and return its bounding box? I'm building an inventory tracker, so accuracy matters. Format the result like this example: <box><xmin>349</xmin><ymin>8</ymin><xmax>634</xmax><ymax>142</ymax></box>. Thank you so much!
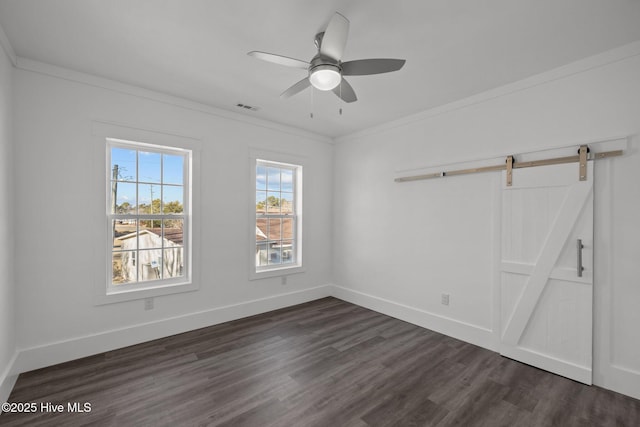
<box><xmin>268</xmin><ymin>218</ymin><xmax>282</xmax><ymax>241</ymax></box>
<box><xmin>163</xmin><ymin>219</ymin><xmax>183</xmax><ymax>247</ymax></box>
<box><xmin>111</xmin><ymin>182</ymin><xmax>136</xmax><ymax>214</ymax></box>
<box><xmin>139</xmin><ymin>221</ymin><xmax>162</xmax><ymax>249</ymax></box>
<box><xmin>256</xmin><ymin>165</ymin><xmax>267</xmax><ymax>190</ymax></box>
<box><xmin>163</xmin><ymin>248</ymin><xmax>184</xmax><ymax>278</ymax></box>
<box><xmin>282</xmin><ymin>218</ymin><xmax>294</xmax><ymax>241</ymax></box>
<box><xmin>113</xmin><ymin>220</ymin><xmax>137</xmax><ymax>250</ymax></box>
<box><xmin>256</xmin><ymin>218</ymin><xmax>267</xmax><ymax>243</ymax></box>
<box><xmin>256</xmin><ymin>243</ymin><xmax>268</xmax><ymax>266</ymax></box>
<box><xmin>266</xmin><ymin>192</ymin><xmax>281</xmax><ymax>214</ymax></box>
<box><xmin>107</xmin><ymin>142</ymin><xmax>191</xmax><ymax>293</ymax></box>
<box><xmin>256</xmin><ymin>191</ymin><xmax>266</xmax><ymax>213</ymax></box>
<box><xmin>281</xmin><ymin>240</ymin><xmax>294</xmax><ymax>264</ymax></box>
<box><xmin>268</xmin><ymin>245</ymin><xmax>282</xmax><ymax>265</ymax></box>
<box><xmin>267</xmin><ymin>167</ymin><xmax>280</xmax><ymax>191</ymax></box>
<box><xmin>281</xmin><ymin>192</ymin><xmax>293</xmax><ymax>215</ymax></box>
<box><xmin>138</xmin><ymin>183</ymin><xmax>161</xmax><ymax>214</ymax></box>
<box><xmin>281</xmin><ymin>169</ymin><xmax>294</xmax><ymax>192</ymax></box>
<box><xmin>162</xmin><ymin>185</ymin><xmax>183</xmax><ymax>214</ymax></box>
<box><xmin>111</xmin><ymin>147</ymin><xmax>136</xmax><ymax>182</ymax></box>
<box><xmin>112</xmin><ymin>251</ymin><xmax>136</xmax><ymax>284</ymax></box>
<box><xmin>254</xmin><ymin>160</ymin><xmax>300</xmax><ymax>272</ymax></box>
<box><xmin>138</xmin><ymin>249</ymin><xmax>162</xmax><ymax>281</ymax></box>
<box><xmin>163</xmin><ymin>154</ymin><xmax>183</xmax><ymax>185</ymax></box>
<box><xmin>139</xmin><ymin>151</ymin><xmax>161</xmax><ymax>183</ymax></box>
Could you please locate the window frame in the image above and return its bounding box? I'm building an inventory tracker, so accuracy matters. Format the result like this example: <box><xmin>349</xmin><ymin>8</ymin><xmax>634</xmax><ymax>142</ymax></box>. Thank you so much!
<box><xmin>250</xmin><ymin>153</ymin><xmax>304</xmax><ymax>280</ymax></box>
<box><xmin>106</xmin><ymin>138</ymin><xmax>191</xmax><ymax>294</ymax></box>
<box><xmin>92</xmin><ymin>121</ymin><xmax>200</xmax><ymax>305</ymax></box>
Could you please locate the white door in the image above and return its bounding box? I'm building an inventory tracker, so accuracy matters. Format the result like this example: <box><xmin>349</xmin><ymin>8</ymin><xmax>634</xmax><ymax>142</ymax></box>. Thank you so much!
<box><xmin>500</xmin><ymin>162</ymin><xmax>593</xmax><ymax>384</ymax></box>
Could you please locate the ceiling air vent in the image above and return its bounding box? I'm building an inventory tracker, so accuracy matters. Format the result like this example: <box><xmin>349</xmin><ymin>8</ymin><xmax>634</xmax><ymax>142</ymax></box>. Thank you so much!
<box><xmin>236</xmin><ymin>103</ymin><xmax>260</xmax><ymax>112</ymax></box>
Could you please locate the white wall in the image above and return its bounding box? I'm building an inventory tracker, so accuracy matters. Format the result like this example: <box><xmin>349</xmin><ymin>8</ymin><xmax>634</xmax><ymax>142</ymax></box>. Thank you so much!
<box><xmin>5</xmin><ymin>36</ymin><xmax>639</xmax><ymax>402</ymax></box>
<box><xmin>11</xmin><ymin>63</ymin><xmax>333</xmax><ymax>370</ymax></box>
<box><xmin>0</xmin><ymin>39</ymin><xmax>16</xmax><ymax>400</ymax></box>
<box><xmin>334</xmin><ymin>47</ymin><xmax>640</xmax><ymax>399</ymax></box>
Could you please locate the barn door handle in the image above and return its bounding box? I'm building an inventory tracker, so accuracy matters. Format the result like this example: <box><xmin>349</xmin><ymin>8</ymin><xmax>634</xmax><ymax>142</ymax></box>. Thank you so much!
<box><xmin>577</xmin><ymin>239</ymin><xmax>584</xmax><ymax>277</ymax></box>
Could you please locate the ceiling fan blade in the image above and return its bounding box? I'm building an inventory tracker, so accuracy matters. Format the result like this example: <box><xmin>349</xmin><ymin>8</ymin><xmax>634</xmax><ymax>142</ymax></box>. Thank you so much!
<box><xmin>342</xmin><ymin>59</ymin><xmax>406</xmax><ymax>76</ymax></box>
<box><xmin>247</xmin><ymin>51</ymin><xmax>309</xmax><ymax>70</ymax></box>
<box><xmin>320</xmin><ymin>12</ymin><xmax>349</xmax><ymax>61</ymax></box>
<box><xmin>280</xmin><ymin>78</ymin><xmax>311</xmax><ymax>99</ymax></box>
<box><xmin>332</xmin><ymin>78</ymin><xmax>357</xmax><ymax>103</ymax></box>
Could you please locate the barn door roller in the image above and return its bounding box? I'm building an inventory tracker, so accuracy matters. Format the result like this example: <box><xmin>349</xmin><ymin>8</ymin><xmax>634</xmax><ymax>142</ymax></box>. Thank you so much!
<box><xmin>506</xmin><ymin>155</ymin><xmax>514</xmax><ymax>187</ymax></box>
<box><xmin>579</xmin><ymin>145</ymin><xmax>588</xmax><ymax>181</ymax></box>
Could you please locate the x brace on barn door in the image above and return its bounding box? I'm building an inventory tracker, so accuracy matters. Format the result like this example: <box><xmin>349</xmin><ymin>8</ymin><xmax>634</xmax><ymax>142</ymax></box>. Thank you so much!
<box><xmin>394</xmin><ymin>145</ymin><xmax>623</xmax><ymax>186</ymax></box>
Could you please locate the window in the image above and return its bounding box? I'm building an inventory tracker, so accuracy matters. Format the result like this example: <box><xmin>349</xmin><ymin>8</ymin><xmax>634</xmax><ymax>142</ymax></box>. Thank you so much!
<box><xmin>254</xmin><ymin>159</ymin><xmax>302</xmax><ymax>275</ymax></box>
<box><xmin>107</xmin><ymin>138</ymin><xmax>191</xmax><ymax>294</ymax></box>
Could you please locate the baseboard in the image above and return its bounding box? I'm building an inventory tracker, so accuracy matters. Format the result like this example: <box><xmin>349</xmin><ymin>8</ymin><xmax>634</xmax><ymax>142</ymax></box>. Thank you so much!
<box><xmin>12</xmin><ymin>284</ymin><xmax>332</xmax><ymax>376</ymax></box>
<box><xmin>9</xmin><ymin>284</ymin><xmax>638</xmax><ymax>402</ymax></box>
<box><xmin>0</xmin><ymin>351</ymin><xmax>18</xmax><ymax>403</ymax></box>
<box><xmin>330</xmin><ymin>287</ymin><xmax>640</xmax><ymax>400</ymax></box>
<box><xmin>597</xmin><ymin>365</ymin><xmax>640</xmax><ymax>401</ymax></box>
<box><xmin>330</xmin><ymin>285</ymin><xmax>496</xmax><ymax>351</ymax></box>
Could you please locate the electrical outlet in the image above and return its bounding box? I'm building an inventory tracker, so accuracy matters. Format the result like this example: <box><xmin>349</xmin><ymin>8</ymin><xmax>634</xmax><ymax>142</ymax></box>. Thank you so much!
<box><xmin>281</xmin><ymin>276</ymin><xmax>287</xmax><ymax>285</ymax></box>
<box><xmin>441</xmin><ymin>293</ymin><xmax>450</xmax><ymax>306</ymax></box>
<box><xmin>144</xmin><ymin>297</ymin><xmax>154</xmax><ymax>310</ymax></box>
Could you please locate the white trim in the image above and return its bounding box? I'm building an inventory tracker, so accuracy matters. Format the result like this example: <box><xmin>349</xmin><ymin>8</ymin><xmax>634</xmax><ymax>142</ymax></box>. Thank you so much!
<box><xmin>592</xmin><ymin>159</ymin><xmax>640</xmax><ymax>400</ymax></box>
<box><xmin>93</xmin><ymin>120</ymin><xmax>203</xmax><ymax>145</ymax></box>
<box><xmin>491</xmin><ymin>172</ymin><xmax>502</xmax><ymax>350</ymax></box>
<box><xmin>15</xmin><ymin>57</ymin><xmax>333</xmax><ymax>145</ymax></box>
<box><xmin>599</xmin><ymin>365</ymin><xmax>640</xmax><ymax>401</ymax></box>
<box><xmin>0</xmin><ymin>22</ymin><xmax>16</xmax><ymax>66</ymax></box>
<box><xmin>502</xmin><ymin>346</ymin><xmax>591</xmax><ymax>385</ymax></box>
<box><xmin>330</xmin><ymin>285</ymin><xmax>639</xmax><ymax>397</ymax></box>
<box><xmin>5</xmin><ymin>285</ymin><xmax>639</xmax><ymax>401</ymax></box>
<box><xmin>337</xmin><ymin>40</ymin><xmax>640</xmax><ymax>143</ymax></box>
<box><xmin>92</xmin><ymin>122</ymin><xmax>202</xmax><ymax>304</ymax></box>
<box><xmin>593</xmin><ymin>156</ymin><xmax>613</xmax><ymax>389</ymax></box>
<box><xmin>249</xmin><ymin>150</ymin><xmax>305</xmax><ymax>280</ymax></box>
<box><xmin>12</xmin><ymin>285</ymin><xmax>332</xmax><ymax>375</ymax></box>
<box><xmin>0</xmin><ymin>351</ymin><xmax>18</xmax><ymax>403</ymax></box>
<box><xmin>330</xmin><ymin>285</ymin><xmax>496</xmax><ymax>351</ymax></box>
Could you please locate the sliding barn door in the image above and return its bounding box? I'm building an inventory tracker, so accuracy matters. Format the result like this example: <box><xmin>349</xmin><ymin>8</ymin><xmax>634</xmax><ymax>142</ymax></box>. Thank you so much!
<box><xmin>500</xmin><ymin>162</ymin><xmax>593</xmax><ymax>384</ymax></box>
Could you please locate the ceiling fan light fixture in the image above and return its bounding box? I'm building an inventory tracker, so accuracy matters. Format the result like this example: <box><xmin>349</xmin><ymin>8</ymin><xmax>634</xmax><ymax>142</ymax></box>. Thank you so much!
<box><xmin>248</xmin><ymin>12</ymin><xmax>404</xmax><ymax>103</ymax></box>
<box><xmin>309</xmin><ymin>64</ymin><xmax>341</xmax><ymax>91</ymax></box>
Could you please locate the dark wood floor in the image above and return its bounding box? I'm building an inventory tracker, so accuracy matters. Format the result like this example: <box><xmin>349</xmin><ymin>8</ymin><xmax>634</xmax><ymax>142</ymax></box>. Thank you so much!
<box><xmin>1</xmin><ymin>297</ymin><xmax>638</xmax><ymax>426</ymax></box>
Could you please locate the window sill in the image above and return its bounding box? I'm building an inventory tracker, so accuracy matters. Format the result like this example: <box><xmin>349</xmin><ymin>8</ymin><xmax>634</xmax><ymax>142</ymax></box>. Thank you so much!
<box><xmin>94</xmin><ymin>280</ymin><xmax>198</xmax><ymax>305</ymax></box>
<box><xmin>249</xmin><ymin>265</ymin><xmax>305</xmax><ymax>281</ymax></box>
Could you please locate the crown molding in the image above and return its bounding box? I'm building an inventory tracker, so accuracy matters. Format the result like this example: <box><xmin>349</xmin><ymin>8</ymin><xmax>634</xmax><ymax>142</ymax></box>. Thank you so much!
<box><xmin>0</xmin><ymin>21</ymin><xmax>16</xmax><ymax>66</ymax></box>
<box><xmin>14</xmin><ymin>57</ymin><xmax>333</xmax><ymax>145</ymax></box>
<box><xmin>336</xmin><ymin>40</ymin><xmax>640</xmax><ymax>143</ymax></box>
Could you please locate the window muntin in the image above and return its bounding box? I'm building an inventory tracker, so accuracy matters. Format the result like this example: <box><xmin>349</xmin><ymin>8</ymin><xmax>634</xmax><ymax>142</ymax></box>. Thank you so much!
<box><xmin>255</xmin><ymin>160</ymin><xmax>300</xmax><ymax>272</ymax></box>
<box><xmin>108</xmin><ymin>139</ymin><xmax>190</xmax><ymax>292</ymax></box>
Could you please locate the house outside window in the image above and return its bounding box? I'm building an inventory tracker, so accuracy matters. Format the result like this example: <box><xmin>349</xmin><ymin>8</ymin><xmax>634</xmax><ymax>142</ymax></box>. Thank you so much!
<box><xmin>107</xmin><ymin>138</ymin><xmax>191</xmax><ymax>294</ymax></box>
<box><xmin>254</xmin><ymin>159</ymin><xmax>302</xmax><ymax>277</ymax></box>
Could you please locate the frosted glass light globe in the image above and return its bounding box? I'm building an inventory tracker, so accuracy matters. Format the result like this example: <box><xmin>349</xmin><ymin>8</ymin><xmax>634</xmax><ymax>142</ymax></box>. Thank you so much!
<box><xmin>309</xmin><ymin>65</ymin><xmax>341</xmax><ymax>91</ymax></box>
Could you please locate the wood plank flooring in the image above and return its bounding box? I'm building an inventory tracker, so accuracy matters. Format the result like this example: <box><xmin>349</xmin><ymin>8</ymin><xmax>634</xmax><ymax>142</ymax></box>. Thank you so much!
<box><xmin>1</xmin><ymin>297</ymin><xmax>638</xmax><ymax>426</ymax></box>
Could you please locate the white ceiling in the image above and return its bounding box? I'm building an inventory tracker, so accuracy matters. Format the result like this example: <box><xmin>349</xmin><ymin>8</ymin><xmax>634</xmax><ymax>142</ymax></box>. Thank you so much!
<box><xmin>1</xmin><ymin>0</ymin><xmax>640</xmax><ymax>139</ymax></box>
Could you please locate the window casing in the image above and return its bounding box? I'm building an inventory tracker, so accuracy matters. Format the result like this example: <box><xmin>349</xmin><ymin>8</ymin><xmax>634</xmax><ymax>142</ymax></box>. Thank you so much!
<box><xmin>254</xmin><ymin>159</ymin><xmax>302</xmax><ymax>276</ymax></box>
<box><xmin>107</xmin><ymin>138</ymin><xmax>191</xmax><ymax>294</ymax></box>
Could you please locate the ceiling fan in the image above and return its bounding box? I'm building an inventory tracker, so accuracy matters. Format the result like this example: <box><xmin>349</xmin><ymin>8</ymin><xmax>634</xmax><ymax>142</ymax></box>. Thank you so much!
<box><xmin>248</xmin><ymin>12</ymin><xmax>406</xmax><ymax>103</ymax></box>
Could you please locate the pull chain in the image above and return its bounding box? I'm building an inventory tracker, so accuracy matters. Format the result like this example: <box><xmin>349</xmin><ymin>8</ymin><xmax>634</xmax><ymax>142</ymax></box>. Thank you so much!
<box><xmin>339</xmin><ymin>80</ymin><xmax>342</xmax><ymax>115</ymax></box>
<box><xmin>309</xmin><ymin>86</ymin><xmax>314</xmax><ymax>119</ymax></box>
